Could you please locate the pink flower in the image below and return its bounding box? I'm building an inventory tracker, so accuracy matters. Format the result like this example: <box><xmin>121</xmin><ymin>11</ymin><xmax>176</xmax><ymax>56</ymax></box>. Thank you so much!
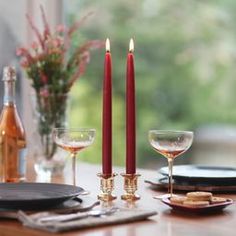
<box><xmin>16</xmin><ymin>47</ymin><xmax>34</xmax><ymax>63</ymax></box>
<box><xmin>17</xmin><ymin>6</ymin><xmax>103</xmax><ymax>95</ymax></box>
<box><xmin>31</xmin><ymin>42</ymin><xmax>38</xmax><ymax>50</ymax></box>
<box><xmin>56</xmin><ymin>24</ymin><xmax>65</xmax><ymax>33</ymax></box>
<box><xmin>20</xmin><ymin>58</ymin><xmax>29</xmax><ymax>68</ymax></box>
<box><xmin>16</xmin><ymin>48</ymin><xmax>25</xmax><ymax>56</ymax></box>
<box><xmin>39</xmin><ymin>87</ymin><xmax>49</xmax><ymax>97</ymax></box>
<box><xmin>52</xmin><ymin>38</ymin><xmax>62</xmax><ymax>47</ymax></box>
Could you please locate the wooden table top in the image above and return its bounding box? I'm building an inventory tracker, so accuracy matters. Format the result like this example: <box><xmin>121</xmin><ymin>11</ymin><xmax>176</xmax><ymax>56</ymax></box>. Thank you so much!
<box><xmin>0</xmin><ymin>161</ymin><xmax>235</xmax><ymax>236</ymax></box>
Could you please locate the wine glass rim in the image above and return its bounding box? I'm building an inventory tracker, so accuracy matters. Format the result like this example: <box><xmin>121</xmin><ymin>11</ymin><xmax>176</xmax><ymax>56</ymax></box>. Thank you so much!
<box><xmin>53</xmin><ymin>127</ymin><xmax>96</xmax><ymax>132</ymax></box>
<box><xmin>149</xmin><ymin>130</ymin><xmax>193</xmax><ymax>135</ymax></box>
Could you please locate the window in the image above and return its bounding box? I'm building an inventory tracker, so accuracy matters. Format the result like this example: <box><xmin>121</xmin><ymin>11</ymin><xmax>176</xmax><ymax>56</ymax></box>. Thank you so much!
<box><xmin>2</xmin><ymin>0</ymin><xmax>236</xmax><ymax>169</ymax></box>
<box><xmin>64</xmin><ymin>0</ymin><xmax>236</xmax><ymax>168</ymax></box>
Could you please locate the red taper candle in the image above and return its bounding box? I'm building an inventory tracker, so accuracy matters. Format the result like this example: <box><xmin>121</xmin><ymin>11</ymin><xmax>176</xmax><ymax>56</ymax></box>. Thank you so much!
<box><xmin>102</xmin><ymin>38</ymin><xmax>112</xmax><ymax>175</ymax></box>
<box><xmin>126</xmin><ymin>38</ymin><xmax>136</xmax><ymax>174</ymax></box>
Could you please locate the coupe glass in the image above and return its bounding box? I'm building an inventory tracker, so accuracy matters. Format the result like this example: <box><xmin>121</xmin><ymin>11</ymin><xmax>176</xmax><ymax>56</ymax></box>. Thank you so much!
<box><xmin>148</xmin><ymin>130</ymin><xmax>193</xmax><ymax>197</ymax></box>
<box><xmin>52</xmin><ymin>128</ymin><xmax>95</xmax><ymax>186</ymax></box>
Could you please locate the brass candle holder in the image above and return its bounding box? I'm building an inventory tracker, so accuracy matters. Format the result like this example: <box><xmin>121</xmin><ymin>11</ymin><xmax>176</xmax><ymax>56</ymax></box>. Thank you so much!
<box><xmin>97</xmin><ymin>173</ymin><xmax>117</xmax><ymax>202</ymax></box>
<box><xmin>121</xmin><ymin>173</ymin><xmax>141</xmax><ymax>201</ymax></box>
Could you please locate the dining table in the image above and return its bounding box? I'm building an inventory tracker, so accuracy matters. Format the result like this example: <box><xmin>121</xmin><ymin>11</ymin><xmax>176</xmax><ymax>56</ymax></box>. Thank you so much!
<box><xmin>0</xmin><ymin>160</ymin><xmax>235</xmax><ymax>236</ymax></box>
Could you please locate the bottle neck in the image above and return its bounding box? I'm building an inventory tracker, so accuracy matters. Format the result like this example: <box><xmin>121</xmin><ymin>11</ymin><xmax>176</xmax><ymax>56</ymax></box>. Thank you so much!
<box><xmin>3</xmin><ymin>80</ymin><xmax>16</xmax><ymax>105</ymax></box>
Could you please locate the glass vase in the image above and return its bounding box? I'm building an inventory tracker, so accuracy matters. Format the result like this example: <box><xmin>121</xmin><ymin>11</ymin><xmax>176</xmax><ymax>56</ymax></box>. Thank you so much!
<box><xmin>31</xmin><ymin>92</ymin><xmax>69</xmax><ymax>178</ymax></box>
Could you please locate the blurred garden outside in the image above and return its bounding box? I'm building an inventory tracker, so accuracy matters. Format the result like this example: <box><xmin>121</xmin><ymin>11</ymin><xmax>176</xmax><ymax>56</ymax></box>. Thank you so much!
<box><xmin>65</xmin><ymin>0</ymin><xmax>236</xmax><ymax>169</ymax></box>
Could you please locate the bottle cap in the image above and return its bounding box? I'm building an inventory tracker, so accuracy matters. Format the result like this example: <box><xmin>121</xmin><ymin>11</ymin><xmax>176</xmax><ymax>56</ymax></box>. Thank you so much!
<box><xmin>3</xmin><ymin>66</ymin><xmax>16</xmax><ymax>81</ymax></box>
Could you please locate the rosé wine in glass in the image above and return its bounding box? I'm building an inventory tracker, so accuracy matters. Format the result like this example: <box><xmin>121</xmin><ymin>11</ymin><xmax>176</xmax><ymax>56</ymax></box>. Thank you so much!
<box><xmin>52</xmin><ymin>128</ymin><xmax>95</xmax><ymax>186</ymax></box>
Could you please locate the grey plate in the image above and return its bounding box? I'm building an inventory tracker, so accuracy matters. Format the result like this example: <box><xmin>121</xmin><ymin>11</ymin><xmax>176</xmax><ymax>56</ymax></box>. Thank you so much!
<box><xmin>158</xmin><ymin>165</ymin><xmax>236</xmax><ymax>184</ymax></box>
<box><xmin>0</xmin><ymin>183</ymin><xmax>84</xmax><ymax>210</ymax></box>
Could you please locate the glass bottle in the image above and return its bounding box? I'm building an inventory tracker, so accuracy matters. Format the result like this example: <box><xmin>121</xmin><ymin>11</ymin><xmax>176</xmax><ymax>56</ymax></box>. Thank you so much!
<box><xmin>0</xmin><ymin>66</ymin><xmax>27</xmax><ymax>182</ymax></box>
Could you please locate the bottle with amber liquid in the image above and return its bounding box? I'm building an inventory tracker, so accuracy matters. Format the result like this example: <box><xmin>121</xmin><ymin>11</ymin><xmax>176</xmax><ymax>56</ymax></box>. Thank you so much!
<box><xmin>0</xmin><ymin>66</ymin><xmax>26</xmax><ymax>182</ymax></box>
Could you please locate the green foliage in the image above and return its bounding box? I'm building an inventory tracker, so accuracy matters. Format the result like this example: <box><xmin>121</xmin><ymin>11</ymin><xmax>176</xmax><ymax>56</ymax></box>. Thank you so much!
<box><xmin>66</xmin><ymin>0</ymin><xmax>236</xmax><ymax>168</ymax></box>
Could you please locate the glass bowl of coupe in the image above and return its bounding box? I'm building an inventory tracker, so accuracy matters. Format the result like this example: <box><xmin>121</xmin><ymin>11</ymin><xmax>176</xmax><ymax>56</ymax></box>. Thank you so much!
<box><xmin>52</xmin><ymin>128</ymin><xmax>96</xmax><ymax>186</ymax></box>
<box><xmin>148</xmin><ymin>130</ymin><xmax>193</xmax><ymax>198</ymax></box>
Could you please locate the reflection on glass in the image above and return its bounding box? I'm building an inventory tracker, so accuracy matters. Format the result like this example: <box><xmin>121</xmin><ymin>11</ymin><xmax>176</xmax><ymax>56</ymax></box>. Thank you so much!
<box><xmin>149</xmin><ymin>130</ymin><xmax>193</xmax><ymax>197</ymax></box>
<box><xmin>52</xmin><ymin>128</ymin><xmax>95</xmax><ymax>186</ymax></box>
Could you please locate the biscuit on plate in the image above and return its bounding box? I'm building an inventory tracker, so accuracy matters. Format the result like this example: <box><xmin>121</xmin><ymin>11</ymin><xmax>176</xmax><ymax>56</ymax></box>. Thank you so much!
<box><xmin>210</xmin><ymin>197</ymin><xmax>227</xmax><ymax>204</ymax></box>
<box><xmin>183</xmin><ymin>200</ymin><xmax>209</xmax><ymax>207</ymax></box>
<box><xmin>186</xmin><ymin>191</ymin><xmax>212</xmax><ymax>201</ymax></box>
<box><xmin>170</xmin><ymin>196</ymin><xmax>187</xmax><ymax>204</ymax></box>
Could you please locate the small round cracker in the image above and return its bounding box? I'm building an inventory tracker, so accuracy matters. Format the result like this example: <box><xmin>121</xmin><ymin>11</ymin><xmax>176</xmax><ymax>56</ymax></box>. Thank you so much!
<box><xmin>186</xmin><ymin>191</ymin><xmax>212</xmax><ymax>201</ymax></box>
<box><xmin>170</xmin><ymin>196</ymin><xmax>187</xmax><ymax>204</ymax></box>
<box><xmin>183</xmin><ymin>200</ymin><xmax>209</xmax><ymax>207</ymax></box>
<box><xmin>210</xmin><ymin>197</ymin><xmax>227</xmax><ymax>204</ymax></box>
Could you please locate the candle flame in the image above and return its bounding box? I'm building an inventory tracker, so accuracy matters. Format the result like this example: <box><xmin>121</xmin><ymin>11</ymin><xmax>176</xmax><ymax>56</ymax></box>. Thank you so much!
<box><xmin>106</xmin><ymin>38</ymin><xmax>110</xmax><ymax>52</ymax></box>
<box><xmin>129</xmin><ymin>38</ymin><xmax>134</xmax><ymax>53</ymax></box>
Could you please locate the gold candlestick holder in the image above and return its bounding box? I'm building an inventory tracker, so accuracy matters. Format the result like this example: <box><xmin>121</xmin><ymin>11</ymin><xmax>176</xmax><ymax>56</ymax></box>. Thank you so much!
<box><xmin>97</xmin><ymin>173</ymin><xmax>117</xmax><ymax>202</ymax></box>
<box><xmin>121</xmin><ymin>173</ymin><xmax>141</xmax><ymax>201</ymax></box>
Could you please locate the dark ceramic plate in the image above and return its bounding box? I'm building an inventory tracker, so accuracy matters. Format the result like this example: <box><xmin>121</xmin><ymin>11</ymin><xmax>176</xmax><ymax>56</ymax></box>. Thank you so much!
<box><xmin>161</xmin><ymin>197</ymin><xmax>233</xmax><ymax>214</ymax></box>
<box><xmin>159</xmin><ymin>165</ymin><xmax>236</xmax><ymax>184</ymax></box>
<box><xmin>0</xmin><ymin>183</ymin><xmax>85</xmax><ymax>210</ymax></box>
<box><xmin>145</xmin><ymin>177</ymin><xmax>236</xmax><ymax>192</ymax></box>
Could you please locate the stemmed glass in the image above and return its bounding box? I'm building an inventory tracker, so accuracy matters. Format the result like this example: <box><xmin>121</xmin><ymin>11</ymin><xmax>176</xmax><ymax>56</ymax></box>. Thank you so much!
<box><xmin>148</xmin><ymin>130</ymin><xmax>193</xmax><ymax>198</ymax></box>
<box><xmin>52</xmin><ymin>128</ymin><xmax>96</xmax><ymax>186</ymax></box>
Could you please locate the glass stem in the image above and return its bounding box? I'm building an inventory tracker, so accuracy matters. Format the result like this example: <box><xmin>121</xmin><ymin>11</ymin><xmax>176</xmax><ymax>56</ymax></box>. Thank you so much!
<box><xmin>168</xmin><ymin>158</ymin><xmax>174</xmax><ymax>197</ymax></box>
<box><xmin>72</xmin><ymin>152</ymin><xmax>77</xmax><ymax>186</ymax></box>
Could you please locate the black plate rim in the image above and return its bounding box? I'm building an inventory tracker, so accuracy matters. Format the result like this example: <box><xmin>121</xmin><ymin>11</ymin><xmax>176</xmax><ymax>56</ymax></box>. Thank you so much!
<box><xmin>0</xmin><ymin>182</ymin><xmax>84</xmax><ymax>203</ymax></box>
<box><xmin>158</xmin><ymin>165</ymin><xmax>236</xmax><ymax>181</ymax></box>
